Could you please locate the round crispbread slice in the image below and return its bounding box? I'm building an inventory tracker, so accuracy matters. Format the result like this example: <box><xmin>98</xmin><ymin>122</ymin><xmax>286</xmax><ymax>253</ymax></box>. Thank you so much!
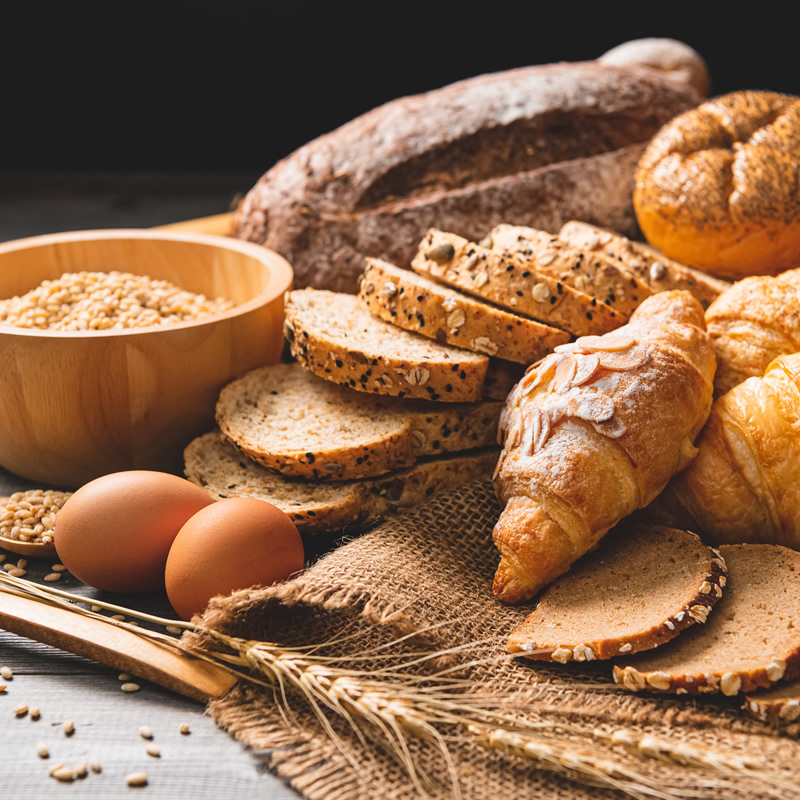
<box><xmin>506</xmin><ymin>525</ymin><xmax>727</xmax><ymax>662</ymax></box>
<box><xmin>184</xmin><ymin>431</ymin><xmax>498</xmax><ymax>534</ymax></box>
<box><xmin>284</xmin><ymin>288</ymin><xmax>489</xmax><ymax>402</ymax></box>
<box><xmin>216</xmin><ymin>362</ymin><xmax>502</xmax><ymax>481</ymax></box>
<box><xmin>613</xmin><ymin>544</ymin><xmax>800</xmax><ymax>696</ymax></box>
<box><xmin>359</xmin><ymin>258</ymin><xmax>570</xmax><ymax>364</ymax></box>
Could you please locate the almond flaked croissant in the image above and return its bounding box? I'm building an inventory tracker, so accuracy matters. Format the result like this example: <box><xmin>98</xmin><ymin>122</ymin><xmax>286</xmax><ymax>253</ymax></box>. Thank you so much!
<box><xmin>706</xmin><ymin>268</ymin><xmax>800</xmax><ymax>397</ymax></box>
<box><xmin>652</xmin><ymin>353</ymin><xmax>800</xmax><ymax>547</ymax></box>
<box><xmin>492</xmin><ymin>291</ymin><xmax>716</xmax><ymax>604</ymax></box>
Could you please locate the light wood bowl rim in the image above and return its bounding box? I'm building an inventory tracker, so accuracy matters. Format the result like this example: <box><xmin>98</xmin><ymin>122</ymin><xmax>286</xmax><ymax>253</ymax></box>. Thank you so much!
<box><xmin>0</xmin><ymin>228</ymin><xmax>293</xmax><ymax>339</ymax></box>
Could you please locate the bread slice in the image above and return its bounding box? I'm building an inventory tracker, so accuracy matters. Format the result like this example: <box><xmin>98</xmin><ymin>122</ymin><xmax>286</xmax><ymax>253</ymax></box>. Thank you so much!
<box><xmin>284</xmin><ymin>288</ymin><xmax>490</xmax><ymax>402</ymax></box>
<box><xmin>411</xmin><ymin>229</ymin><xmax>623</xmax><ymax>337</ymax></box>
<box><xmin>485</xmin><ymin>223</ymin><xmax>652</xmax><ymax>317</ymax></box>
<box><xmin>613</xmin><ymin>544</ymin><xmax>800</xmax><ymax>695</ymax></box>
<box><xmin>506</xmin><ymin>525</ymin><xmax>727</xmax><ymax>662</ymax></box>
<box><xmin>359</xmin><ymin>258</ymin><xmax>570</xmax><ymax>364</ymax></box>
<box><xmin>482</xmin><ymin>359</ymin><xmax>525</xmax><ymax>401</ymax></box>
<box><xmin>184</xmin><ymin>431</ymin><xmax>498</xmax><ymax>533</ymax></box>
<box><xmin>743</xmin><ymin>681</ymin><xmax>800</xmax><ymax>726</ymax></box>
<box><xmin>216</xmin><ymin>362</ymin><xmax>502</xmax><ymax>481</ymax></box>
<box><xmin>557</xmin><ymin>220</ymin><xmax>730</xmax><ymax>310</ymax></box>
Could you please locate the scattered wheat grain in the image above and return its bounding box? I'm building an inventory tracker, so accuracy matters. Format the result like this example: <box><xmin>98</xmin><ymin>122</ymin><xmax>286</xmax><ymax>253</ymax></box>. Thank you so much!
<box><xmin>36</xmin><ymin>741</ymin><xmax>49</xmax><ymax>758</ymax></box>
<box><xmin>139</xmin><ymin>725</ymin><xmax>153</xmax><ymax>740</ymax></box>
<box><xmin>121</xmin><ymin>683</ymin><xmax>141</xmax><ymax>693</ymax></box>
<box><xmin>126</xmin><ymin>771</ymin><xmax>148</xmax><ymax>786</ymax></box>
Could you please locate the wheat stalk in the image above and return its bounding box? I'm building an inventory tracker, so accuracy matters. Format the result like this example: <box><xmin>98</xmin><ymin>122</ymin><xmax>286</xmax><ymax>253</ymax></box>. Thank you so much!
<box><xmin>0</xmin><ymin>571</ymin><xmax>795</xmax><ymax>800</ymax></box>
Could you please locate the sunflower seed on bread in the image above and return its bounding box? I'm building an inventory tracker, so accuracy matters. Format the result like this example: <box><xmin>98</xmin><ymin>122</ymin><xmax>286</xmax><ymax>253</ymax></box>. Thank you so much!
<box><xmin>184</xmin><ymin>432</ymin><xmax>498</xmax><ymax>533</ymax></box>
<box><xmin>486</xmin><ymin>223</ymin><xmax>652</xmax><ymax>317</ymax></box>
<box><xmin>359</xmin><ymin>258</ymin><xmax>570</xmax><ymax>364</ymax></box>
<box><xmin>411</xmin><ymin>229</ymin><xmax>624</xmax><ymax>337</ymax></box>
<box><xmin>507</xmin><ymin>525</ymin><xmax>727</xmax><ymax>662</ymax></box>
<box><xmin>613</xmin><ymin>544</ymin><xmax>800</xmax><ymax>695</ymax></box>
<box><xmin>284</xmin><ymin>288</ymin><xmax>490</xmax><ymax>402</ymax></box>
<box><xmin>557</xmin><ymin>220</ymin><xmax>730</xmax><ymax>310</ymax></box>
<box><xmin>216</xmin><ymin>362</ymin><xmax>502</xmax><ymax>481</ymax></box>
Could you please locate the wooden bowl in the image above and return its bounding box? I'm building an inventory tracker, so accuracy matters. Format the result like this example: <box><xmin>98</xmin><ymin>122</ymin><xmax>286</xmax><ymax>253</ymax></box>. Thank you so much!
<box><xmin>0</xmin><ymin>229</ymin><xmax>293</xmax><ymax>488</ymax></box>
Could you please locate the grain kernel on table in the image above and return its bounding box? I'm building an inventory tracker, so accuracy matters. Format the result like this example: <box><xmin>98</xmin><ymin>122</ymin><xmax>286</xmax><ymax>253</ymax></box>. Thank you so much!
<box><xmin>145</xmin><ymin>744</ymin><xmax>161</xmax><ymax>758</ymax></box>
<box><xmin>51</xmin><ymin>767</ymin><xmax>75</xmax><ymax>782</ymax></box>
<box><xmin>126</xmin><ymin>771</ymin><xmax>149</xmax><ymax>786</ymax></box>
<box><xmin>121</xmin><ymin>682</ymin><xmax>141</xmax><ymax>693</ymax></box>
<box><xmin>89</xmin><ymin>760</ymin><xmax>102</xmax><ymax>774</ymax></box>
<box><xmin>63</xmin><ymin>719</ymin><xmax>75</xmax><ymax>736</ymax></box>
<box><xmin>13</xmin><ymin>704</ymin><xmax>28</xmax><ymax>717</ymax></box>
<box><xmin>75</xmin><ymin>761</ymin><xmax>88</xmax><ymax>778</ymax></box>
<box><xmin>44</xmin><ymin>573</ymin><xmax>61</xmax><ymax>582</ymax></box>
<box><xmin>139</xmin><ymin>725</ymin><xmax>153</xmax><ymax>740</ymax></box>
<box><xmin>118</xmin><ymin>672</ymin><xmax>132</xmax><ymax>681</ymax></box>
<box><xmin>36</xmin><ymin>741</ymin><xmax>49</xmax><ymax>758</ymax></box>
<box><xmin>179</xmin><ymin>723</ymin><xmax>191</xmax><ymax>735</ymax></box>
<box><xmin>30</xmin><ymin>706</ymin><xmax>41</xmax><ymax>719</ymax></box>
<box><xmin>0</xmin><ymin>665</ymin><xmax>13</xmax><ymax>680</ymax></box>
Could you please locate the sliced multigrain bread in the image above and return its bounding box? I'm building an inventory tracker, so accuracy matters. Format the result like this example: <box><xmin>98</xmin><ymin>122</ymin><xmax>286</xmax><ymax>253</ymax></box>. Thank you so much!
<box><xmin>284</xmin><ymin>288</ymin><xmax>490</xmax><ymax>402</ymax></box>
<box><xmin>216</xmin><ymin>362</ymin><xmax>502</xmax><ymax>481</ymax></box>
<box><xmin>557</xmin><ymin>220</ymin><xmax>730</xmax><ymax>310</ymax></box>
<box><xmin>613</xmin><ymin>544</ymin><xmax>800</xmax><ymax>696</ymax></box>
<box><xmin>506</xmin><ymin>525</ymin><xmax>727</xmax><ymax>662</ymax></box>
<box><xmin>358</xmin><ymin>258</ymin><xmax>570</xmax><ymax>365</ymax></box>
<box><xmin>482</xmin><ymin>358</ymin><xmax>526</xmax><ymax>401</ymax></box>
<box><xmin>485</xmin><ymin>223</ymin><xmax>652</xmax><ymax>317</ymax></box>
<box><xmin>184</xmin><ymin>431</ymin><xmax>498</xmax><ymax>533</ymax></box>
<box><xmin>743</xmin><ymin>681</ymin><xmax>800</xmax><ymax>727</ymax></box>
<box><xmin>411</xmin><ymin>229</ymin><xmax>623</xmax><ymax>337</ymax></box>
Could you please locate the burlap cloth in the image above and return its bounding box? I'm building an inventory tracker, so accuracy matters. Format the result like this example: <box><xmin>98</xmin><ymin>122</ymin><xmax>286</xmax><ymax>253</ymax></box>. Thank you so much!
<box><xmin>189</xmin><ymin>479</ymin><xmax>800</xmax><ymax>800</ymax></box>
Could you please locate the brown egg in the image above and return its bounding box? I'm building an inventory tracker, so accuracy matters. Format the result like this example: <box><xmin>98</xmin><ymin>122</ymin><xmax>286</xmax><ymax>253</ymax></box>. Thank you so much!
<box><xmin>164</xmin><ymin>497</ymin><xmax>304</xmax><ymax>620</ymax></box>
<box><xmin>54</xmin><ymin>471</ymin><xmax>214</xmax><ymax>593</ymax></box>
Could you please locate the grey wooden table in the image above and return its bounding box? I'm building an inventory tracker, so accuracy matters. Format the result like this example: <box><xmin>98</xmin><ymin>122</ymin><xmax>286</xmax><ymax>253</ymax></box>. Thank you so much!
<box><xmin>0</xmin><ymin>173</ymin><xmax>300</xmax><ymax>799</ymax></box>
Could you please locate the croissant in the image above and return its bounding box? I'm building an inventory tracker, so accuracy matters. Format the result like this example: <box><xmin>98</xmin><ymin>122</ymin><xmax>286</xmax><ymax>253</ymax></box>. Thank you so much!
<box><xmin>492</xmin><ymin>291</ymin><xmax>715</xmax><ymax>604</ymax></box>
<box><xmin>652</xmin><ymin>352</ymin><xmax>800</xmax><ymax>548</ymax></box>
<box><xmin>706</xmin><ymin>268</ymin><xmax>800</xmax><ymax>397</ymax></box>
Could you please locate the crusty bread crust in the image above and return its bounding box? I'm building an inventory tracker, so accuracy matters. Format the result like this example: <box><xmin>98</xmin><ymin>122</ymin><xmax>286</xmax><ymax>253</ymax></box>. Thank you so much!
<box><xmin>412</xmin><ymin>229</ymin><xmax>624</xmax><ymax>337</ymax></box>
<box><xmin>634</xmin><ymin>90</ymin><xmax>800</xmax><ymax>278</ymax></box>
<box><xmin>232</xmin><ymin>59</ymin><xmax>701</xmax><ymax>292</ymax></box>
<box><xmin>359</xmin><ymin>258</ymin><xmax>569</xmax><ymax>364</ymax></box>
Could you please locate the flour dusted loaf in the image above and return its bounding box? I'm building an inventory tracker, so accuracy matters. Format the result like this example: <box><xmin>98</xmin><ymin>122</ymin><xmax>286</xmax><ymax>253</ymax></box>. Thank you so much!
<box><xmin>486</xmin><ymin>223</ymin><xmax>652</xmax><ymax>317</ymax></box>
<box><xmin>412</xmin><ymin>229</ymin><xmax>623</xmax><ymax>337</ymax></box>
<box><xmin>358</xmin><ymin>258</ymin><xmax>570</xmax><ymax>364</ymax></box>
<box><xmin>557</xmin><ymin>220</ymin><xmax>730</xmax><ymax>310</ymax></box>
<box><xmin>507</xmin><ymin>525</ymin><xmax>727</xmax><ymax>661</ymax></box>
<box><xmin>232</xmin><ymin>48</ymin><xmax>703</xmax><ymax>292</ymax></box>
<box><xmin>613</xmin><ymin>544</ymin><xmax>800</xmax><ymax>695</ymax></box>
<box><xmin>184</xmin><ymin>432</ymin><xmax>498</xmax><ymax>533</ymax></box>
<box><xmin>284</xmin><ymin>288</ymin><xmax>493</xmax><ymax>402</ymax></box>
<box><xmin>216</xmin><ymin>362</ymin><xmax>502</xmax><ymax>481</ymax></box>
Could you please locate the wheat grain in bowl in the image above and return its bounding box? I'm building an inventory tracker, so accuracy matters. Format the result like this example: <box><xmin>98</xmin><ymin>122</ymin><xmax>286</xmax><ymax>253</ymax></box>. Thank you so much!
<box><xmin>0</xmin><ymin>270</ymin><xmax>234</xmax><ymax>331</ymax></box>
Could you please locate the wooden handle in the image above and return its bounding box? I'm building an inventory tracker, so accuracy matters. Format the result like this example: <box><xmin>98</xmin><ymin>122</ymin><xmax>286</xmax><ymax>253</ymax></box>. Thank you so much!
<box><xmin>0</xmin><ymin>591</ymin><xmax>238</xmax><ymax>702</ymax></box>
<box><xmin>154</xmin><ymin>212</ymin><xmax>235</xmax><ymax>236</ymax></box>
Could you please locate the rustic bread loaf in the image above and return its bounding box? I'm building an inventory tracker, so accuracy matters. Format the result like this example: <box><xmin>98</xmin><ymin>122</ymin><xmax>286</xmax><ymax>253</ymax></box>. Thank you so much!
<box><xmin>486</xmin><ymin>223</ymin><xmax>652</xmax><ymax>317</ymax></box>
<box><xmin>633</xmin><ymin>90</ymin><xmax>800</xmax><ymax>279</ymax></box>
<box><xmin>613</xmin><ymin>544</ymin><xmax>800</xmax><ymax>695</ymax></box>
<box><xmin>358</xmin><ymin>258</ymin><xmax>569</xmax><ymax>364</ymax></box>
<box><xmin>507</xmin><ymin>525</ymin><xmax>727</xmax><ymax>662</ymax></box>
<box><xmin>184</xmin><ymin>431</ymin><xmax>498</xmax><ymax>533</ymax></box>
<box><xmin>412</xmin><ymin>229</ymin><xmax>624</xmax><ymax>336</ymax></box>
<box><xmin>284</xmin><ymin>288</ymin><xmax>492</xmax><ymax>402</ymax></box>
<box><xmin>216</xmin><ymin>362</ymin><xmax>502</xmax><ymax>481</ymax></box>
<box><xmin>232</xmin><ymin>53</ymin><xmax>703</xmax><ymax>292</ymax></box>
<box><xmin>557</xmin><ymin>220</ymin><xmax>730</xmax><ymax>310</ymax></box>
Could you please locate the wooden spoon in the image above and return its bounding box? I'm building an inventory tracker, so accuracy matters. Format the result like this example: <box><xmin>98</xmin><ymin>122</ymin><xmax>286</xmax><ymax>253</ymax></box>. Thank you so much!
<box><xmin>0</xmin><ymin>494</ymin><xmax>59</xmax><ymax>557</ymax></box>
<box><xmin>0</xmin><ymin>590</ymin><xmax>238</xmax><ymax>702</ymax></box>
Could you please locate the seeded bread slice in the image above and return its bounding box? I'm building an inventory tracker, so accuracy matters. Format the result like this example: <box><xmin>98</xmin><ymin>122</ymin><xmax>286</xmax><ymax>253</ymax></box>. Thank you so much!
<box><xmin>743</xmin><ymin>681</ymin><xmax>800</xmax><ymax>726</ymax></box>
<box><xmin>486</xmin><ymin>223</ymin><xmax>652</xmax><ymax>317</ymax></box>
<box><xmin>557</xmin><ymin>220</ymin><xmax>730</xmax><ymax>310</ymax></box>
<box><xmin>411</xmin><ymin>229</ymin><xmax>623</xmax><ymax>337</ymax></box>
<box><xmin>284</xmin><ymin>288</ymin><xmax>489</xmax><ymax>402</ymax></box>
<box><xmin>613</xmin><ymin>544</ymin><xmax>800</xmax><ymax>696</ymax></box>
<box><xmin>506</xmin><ymin>525</ymin><xmax>727</xmax><ymax>662</ymax></box>
<box><xmin>359</xmin><ymin>258</ymin><xmax>570</xmax><ymax>364</ymax></box>
<box><xmin>216</xmin><ymin>362</ymin><xmax>502</xmax><ymax>481</ymax></box>
<box><xmin>482</xmin><ymin>358</ymin><xmax>526</xmax><ymax>401</ymax></box>
<box><xmin>184</xmin><ymin>431</ymin><xmax>499</xmax><ymax>533</ymax></box>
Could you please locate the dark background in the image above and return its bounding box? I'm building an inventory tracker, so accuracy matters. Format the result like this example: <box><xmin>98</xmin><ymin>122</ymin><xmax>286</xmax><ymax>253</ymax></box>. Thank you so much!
<box><xmin>1</xmin><ymin>3</ymin><xmax>798</xmax><ymax>235</ymax></box>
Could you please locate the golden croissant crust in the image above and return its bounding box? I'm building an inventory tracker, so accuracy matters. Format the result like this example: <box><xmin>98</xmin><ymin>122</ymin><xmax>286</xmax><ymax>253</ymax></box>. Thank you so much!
<box><xmin>492</xmin><ymin>291</ymin><xmax>715</xmax><ymax>604</ymax></box>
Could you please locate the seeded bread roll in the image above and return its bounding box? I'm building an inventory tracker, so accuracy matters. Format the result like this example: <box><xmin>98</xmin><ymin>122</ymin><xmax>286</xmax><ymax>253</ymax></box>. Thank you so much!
<box><xmin>507</xmin><ymin>525</ymin><xmax>727</xmax><ymax>662</ymax></box>
<box><xmin>633</xmin><ymin>90</ymin><xmax>800</xmax><ymax>279</ymax></box>
<box><xmin>486</xmin><ymin>223</ymin><xmax>652</xmax><ymax>317</ymax></box>
<box><xmin>284</xmin><ymin>288</ymin><xmax>490</xmax><ymax>402</ymax></box>
<box><xmin>184</xmin><ymin>431</ymin><xmax>498</xmax><ymax>533</ymax></box>
<box><xmin>359</xmin><ymin>258</ymin><xmax>570</xmax><ymax>364</ymax></box>
<box><xmin>412</xmin><ymin>229</ymin><xmax>624</xmax><ymax>337</ymax></box>
<box><xmin>613</xmin><ymin>544</ymin><xmax>800</xmax><ymax>696</ymax></box>
<box><xmin>232</xmin><ymin>51</ymin><xmax>703</xmax><ymax>293</ymax></box>
<box><xmin>557</xmin><ymin>220</ymin><xmax>730</xmax><ymax>310</ymax></box>
<box><xmin>216</xmin><ymin>362</ymin><xmax>502</xmax><ymax>481</ymax></box>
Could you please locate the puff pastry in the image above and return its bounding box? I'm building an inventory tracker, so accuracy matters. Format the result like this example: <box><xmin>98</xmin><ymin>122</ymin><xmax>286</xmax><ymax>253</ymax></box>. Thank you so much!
<box><xmin>655</xmin><ymin>352</ymin><xmax>800</xmax><ymax>548</ymax></box>
<box><xmin>706</xmin><ymin>268</ymin><xmax>800</xmax><ymax>397</ymax></box>
<box><xmin>492</xmin><ymin>291</ymin><xmax>715</xmax><ymax>604</ymax></box>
